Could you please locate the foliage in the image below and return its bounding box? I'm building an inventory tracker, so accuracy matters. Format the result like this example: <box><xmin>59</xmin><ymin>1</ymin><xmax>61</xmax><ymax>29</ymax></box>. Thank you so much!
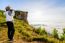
<box><xmin>60</xmin><ymin>34</ymin><xmax>65</xmax><ymax>41</ymax></box>
<box><xmin>63</xmin><ymin>28</ymin><xmax>65</xmax><ymax>34</ymax></box>
<box><xmin>52</xmin><ymin>28</ymin><xmax>58</xmax><ymax>39</ymax></box>
<box><xmin>60</xmin><ymin>28</ymin><xmax>65</xmax><ymax>40</ymax></box>
<box><xmin>35</xmin><ymin>26</ymin><xmax>47</xmax><ymax>35</ymax></box>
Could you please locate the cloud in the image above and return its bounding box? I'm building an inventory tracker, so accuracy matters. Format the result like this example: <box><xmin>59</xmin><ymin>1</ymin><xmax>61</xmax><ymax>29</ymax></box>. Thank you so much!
<box><xmin>27</xmin><ymin>0</ymin><xmax>65</xmax><ymax>26</ymax></box>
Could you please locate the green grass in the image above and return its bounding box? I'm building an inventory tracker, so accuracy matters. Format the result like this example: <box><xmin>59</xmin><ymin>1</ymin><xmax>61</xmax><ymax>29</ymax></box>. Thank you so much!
<box><xmin>0</xmin><ymin>11</ymin><xmax>65</xmax><ymax>43</ymax></box>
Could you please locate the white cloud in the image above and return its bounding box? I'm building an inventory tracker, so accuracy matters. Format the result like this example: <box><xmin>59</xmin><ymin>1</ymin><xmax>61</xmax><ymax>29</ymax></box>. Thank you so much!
<box><xmin>27</xmin><ymin>1</ymin><xmax>65</xmax><ymax>27</ymax></box>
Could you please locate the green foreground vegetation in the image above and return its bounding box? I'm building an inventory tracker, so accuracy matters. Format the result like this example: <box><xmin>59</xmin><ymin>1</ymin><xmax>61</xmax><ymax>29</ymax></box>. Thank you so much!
<box><xmin>0</xmin><ymin>11</ymin><xmax>65</xmax><ymax>43</ymax></box>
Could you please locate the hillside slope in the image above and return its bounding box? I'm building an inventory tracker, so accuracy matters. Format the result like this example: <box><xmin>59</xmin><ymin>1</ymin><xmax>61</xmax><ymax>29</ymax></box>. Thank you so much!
<box><xmin>0</xmin><ymin>13</ymin><xmax>37</xmax><ymax>43</ymax></box>
<box><xmin>0</xmin><ymin>12</ymin><xmax>47</xmax><ymax>43</ymax></box>
<box><xmin>0</xmin><ymin>12</ymin><xmax>65</xmax><ymax>43</ymax></box>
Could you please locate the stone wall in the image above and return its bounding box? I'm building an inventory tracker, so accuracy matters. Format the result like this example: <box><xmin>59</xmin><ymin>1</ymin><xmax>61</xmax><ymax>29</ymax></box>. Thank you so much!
<box><xmin>15</xmin><ymin>11</ymin><xmax>28</xmax><ymax>23</ymax></box>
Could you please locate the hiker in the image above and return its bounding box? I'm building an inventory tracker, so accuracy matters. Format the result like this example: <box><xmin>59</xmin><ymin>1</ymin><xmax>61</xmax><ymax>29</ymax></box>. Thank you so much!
<box><xmin>4</xmin><ymin>6</ymin><xmax>15</xmax><ymax>41</ymax></box>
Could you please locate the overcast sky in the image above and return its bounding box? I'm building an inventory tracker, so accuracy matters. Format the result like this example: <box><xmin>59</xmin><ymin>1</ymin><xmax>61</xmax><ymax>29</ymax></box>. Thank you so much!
<box><xmin>0</xmin><ymin>0</ymin><xmax>65</xmax><ymax>27</ymax></box>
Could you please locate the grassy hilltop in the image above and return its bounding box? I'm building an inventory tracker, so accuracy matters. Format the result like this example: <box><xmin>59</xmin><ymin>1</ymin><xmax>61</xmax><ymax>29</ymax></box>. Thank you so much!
<box><xmin>0</xmin><ymin>10</ymin><xmax>65</xmax><ymax>43</ymax></box>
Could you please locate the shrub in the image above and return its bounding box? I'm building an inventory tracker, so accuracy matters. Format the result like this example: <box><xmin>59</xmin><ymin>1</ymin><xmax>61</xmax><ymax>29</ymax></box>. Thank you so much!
<box><xmin>63</xmin><ymin>28</ymin><xmax>65</xmax><ymax>34</ymax></box>
<box><xmin>35</xmin><ymin>26</ymin><xmax>47</xmax><ymax>35</ymax></box>
<box><xmin>52</xmin><ymin>28</ymin><xmax>58</xmax><ymax>39</ymax></box>
<box><xmin>35</xmin><ymin>27</ymin><xmax>41</xmax><ymax>34</ymax></box>
<box><xmin>60</xmin><ymin>28</ymin><xmax>65</xmax><ymax>40</ymax></box>
<box><xmin>40</xmin><ymin>28</ymin><xmax>47</xmax><ymax>35</ymax></box>
<box><xmin>59</xmin><ymin>34</ymin><xmax>65</xmax><ymax>41</ymax></box>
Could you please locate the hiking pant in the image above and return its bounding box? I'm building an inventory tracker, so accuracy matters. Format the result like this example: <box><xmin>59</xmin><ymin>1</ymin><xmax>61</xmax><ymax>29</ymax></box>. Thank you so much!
<box><xmin>6</xmin><ymin>21</ymin><xmax>15</xmax><ymax>40</ymax></box>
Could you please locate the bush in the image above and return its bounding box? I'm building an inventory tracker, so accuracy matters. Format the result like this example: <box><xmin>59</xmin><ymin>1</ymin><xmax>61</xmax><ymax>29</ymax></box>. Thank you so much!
<box><xmin>63</xmin><ymin>28</ymin><xmax>65</xmax><ymax>34</ymax></box>
<box><xmin>52</xmin><ymin>28</ymin><xmax>58</xmax><ymax>39</ymax></box>
<box><xmin>60</xmin><ymin>28</ymin><xmax>65</xmax><ymax>40</ymax></box>
<box><xmin>35</xmin><ymin>26</ymin><xmax>47</xmax><ymax>35</ymax></box>
<box><xmin>59</xmin><ymin>34</ymin><xmax>65</xmax><ymax>41</ymax></box>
